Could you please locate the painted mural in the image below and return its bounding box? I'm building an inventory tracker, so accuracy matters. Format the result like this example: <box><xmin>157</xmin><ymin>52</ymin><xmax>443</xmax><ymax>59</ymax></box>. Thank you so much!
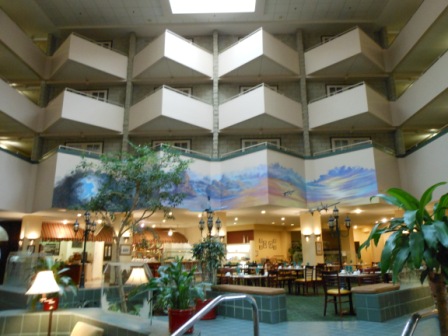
<box><xmin>52</xmin><ymin>148</ymin><xmax>378</xmax><ymax>211</ymax></box>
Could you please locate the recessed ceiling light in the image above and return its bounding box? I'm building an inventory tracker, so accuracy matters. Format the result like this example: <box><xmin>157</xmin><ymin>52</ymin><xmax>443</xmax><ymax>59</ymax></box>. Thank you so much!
<box><xmin>234</xmin><ymin>217</ymin><xmax>238</xmax><ymax>221</ymax></box>
<box><xmin>169</xmin><ymin>0</ymin><xmax>256</xmax><ymax>14</ymax></box>
<box><xmin>281</xmin><ymin>217</ymin><xmax>285</xmax><ymax>221</ymax></box>
<box><xmin>261</xmin><ymin>210</ymin><xmax>266</xmax><ymax>214</ymax></box>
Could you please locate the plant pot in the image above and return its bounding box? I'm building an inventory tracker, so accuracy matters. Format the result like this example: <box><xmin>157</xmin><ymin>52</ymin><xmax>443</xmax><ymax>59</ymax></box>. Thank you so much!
<box><xmin>196</xmin><ymin>298</ymin><xmax>217</xmax><ymax>320</ymax></box>
<box><xmin>168</xmin><ymin>307</ymin><xmax>195</xmax><ymax>334</ymax></box>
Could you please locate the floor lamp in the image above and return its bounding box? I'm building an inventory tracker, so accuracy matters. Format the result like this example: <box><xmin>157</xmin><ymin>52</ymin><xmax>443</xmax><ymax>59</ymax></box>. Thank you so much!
<box><xmin>26</xmin><ymin>270</ymin><xmax>60</xmax><ymax>336</ymax></box>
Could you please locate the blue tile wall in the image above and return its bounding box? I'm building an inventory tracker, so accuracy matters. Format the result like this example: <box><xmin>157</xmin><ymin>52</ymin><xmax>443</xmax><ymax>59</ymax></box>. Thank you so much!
<box><xmin>353</xmin><ymin>286</ymin><xmax>433</xmax><ymax>322</ymax></box>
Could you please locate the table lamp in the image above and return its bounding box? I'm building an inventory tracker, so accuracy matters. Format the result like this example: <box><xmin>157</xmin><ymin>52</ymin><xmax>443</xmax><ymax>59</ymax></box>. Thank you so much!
<box><xmin>125</xmin><ymin>267</ymin><xmax>149</xmax><ymax>285</ymax></box>
<box><xmin>26</xmin><ymin>270</ymin><xmax>60</xmax><ymax>336</ymax></box>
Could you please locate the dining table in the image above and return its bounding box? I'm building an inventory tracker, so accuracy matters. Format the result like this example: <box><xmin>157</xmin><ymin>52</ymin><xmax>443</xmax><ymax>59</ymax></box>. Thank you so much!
<box><xmin>228</xmin><ymin>273</ymin><xmax>268</xmax><ymax>286</ymax></box>
<box><xmin>335</xmin><ymin>272</ymin><xmax>385</xmax><ymax>289</ymax></box>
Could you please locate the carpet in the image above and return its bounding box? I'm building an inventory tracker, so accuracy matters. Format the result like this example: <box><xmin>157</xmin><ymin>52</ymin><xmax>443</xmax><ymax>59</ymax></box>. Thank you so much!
<box><xmin>286</xmin><ymin>293</ymin><xmax>357</xmax><ymax>322</ymax></box>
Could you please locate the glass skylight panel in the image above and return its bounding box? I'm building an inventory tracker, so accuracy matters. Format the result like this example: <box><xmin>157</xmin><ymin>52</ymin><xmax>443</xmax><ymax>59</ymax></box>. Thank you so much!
<box><xmin>169</xmin><ymin>0</ymin><xmax>256</xmax><ymax>14</ymax></box>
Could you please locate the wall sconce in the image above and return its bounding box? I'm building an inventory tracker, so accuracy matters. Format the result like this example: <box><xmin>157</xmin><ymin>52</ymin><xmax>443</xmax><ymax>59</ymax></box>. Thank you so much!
<box><xmin>124</xmin><ymin>237</ymin><xmax>129</xmax><ymax>243</ymax></box>
<box><xmin>305</xmin><ymin>235</ymin><xmax>310</xmax><ymax>242</ymax></box>
<box><xmin>168</xmin><ymin>228</ymin><xmax>173</xmax><ymax>236</ymax></box>
<box><xmin>315</xmin><ymin>234</ymin><xmax>321</xmax><ymax>241</ymax></box>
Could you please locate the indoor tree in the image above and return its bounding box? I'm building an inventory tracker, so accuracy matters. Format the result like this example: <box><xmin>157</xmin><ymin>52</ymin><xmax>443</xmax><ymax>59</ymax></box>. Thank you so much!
<box><xmin>75</xmin><ymin>142</ymin><xmax>191</xmax><ymax>310</ymax></box>
<box><xmin>360</xmin><ymin>182</ymin><xmax>448</xmax><ymax>335</ymax></box>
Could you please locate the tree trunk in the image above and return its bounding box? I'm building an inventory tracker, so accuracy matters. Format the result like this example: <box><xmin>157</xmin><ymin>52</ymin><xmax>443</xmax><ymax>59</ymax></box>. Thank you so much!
<box><xmin>113</xmin><ymin>234</ymin><xmax>128</xmax><ymax>313</ymax></box>
<box><xmin>428</xmin><ymin>272</ymin><xmax>448</xmax><ymax>335</ymax></box>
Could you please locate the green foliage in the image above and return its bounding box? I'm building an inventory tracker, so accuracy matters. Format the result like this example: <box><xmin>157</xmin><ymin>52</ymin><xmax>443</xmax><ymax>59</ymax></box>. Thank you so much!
<box><xmin>146</xmin><ymin>257</ymin><xmax>204</xmax><ymax>310</ymax></box>
<box><xmin>28</xmin><ymin>256</ymin><xmax>78</xmax><ymax>310</ymax></box>
<box><xmin>75</xmin><ymin>142</ymin><xmax>191</xmax><ymax>249</ymax></box>
<box><xmin>192</xmin><ymin>236</ymin><xmax>226</xmax><ymax>285</ymax></box>
<box><xmin>360</xmin><ymin>182</ymin><xmax>448</xmax><ymax>283</ymax></box>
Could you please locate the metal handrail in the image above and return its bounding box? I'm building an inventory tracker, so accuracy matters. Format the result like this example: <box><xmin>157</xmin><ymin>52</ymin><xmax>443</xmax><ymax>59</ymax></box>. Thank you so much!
<box><xmin>171</xmin><ymin>294</ymin><xmax>260</xmax><ymax>336</ymax></box>
<box><xmin>401</xmin><ymin>308</ymin><xmax>439</xmax><ymax>336</ymax></box>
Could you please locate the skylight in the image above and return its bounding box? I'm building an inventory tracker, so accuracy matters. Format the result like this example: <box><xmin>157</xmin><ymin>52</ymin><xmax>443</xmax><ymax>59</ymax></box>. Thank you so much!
<box><xmin>169</xmin><ymin>0</ymin><xmax>256</xmax><ymax>14</ymax></box>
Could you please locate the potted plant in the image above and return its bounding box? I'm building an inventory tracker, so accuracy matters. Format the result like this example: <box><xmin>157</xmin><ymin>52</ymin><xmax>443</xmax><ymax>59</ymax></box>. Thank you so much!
<box><xmin>148</xmin><ymin>256</ymin><xmax>204</xmax><ymax>334</ymax></box>
<box><xmin>360</xmin><ymin>182</ymin><xmax>448</xmax><ymax>335</ymax></box>
<box><xmin>191</xmin><ymin>236</ymin><xmax>225</xmax><ymax>319</ymax></box>
<box><xmin>192</xmin><ymin>236</ymin><xmax>226</xmax><ymax>285</ymax></box>
<box><xmin>28</xmin><ymin>256</ymin><xmax>78</xmax><ymax>310</ymax></box>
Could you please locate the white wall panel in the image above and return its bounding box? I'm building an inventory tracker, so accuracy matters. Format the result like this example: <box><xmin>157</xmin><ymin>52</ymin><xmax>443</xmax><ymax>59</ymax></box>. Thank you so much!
<box><xmin>0</xmin><ymin>151</ymin><xmax>36</xmax><ymax>212</ymax></box>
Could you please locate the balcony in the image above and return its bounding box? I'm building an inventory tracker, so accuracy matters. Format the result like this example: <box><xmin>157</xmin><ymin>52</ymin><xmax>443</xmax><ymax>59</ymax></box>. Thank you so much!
<box><xmin>305</xmin><ymin>27</ymin><xmax>385</xmax><ymax>77</ymax></box>
<box><xmin>129</xmin><ymin>86</ymin><xmax>213</xmax><ymax>136</ymax></box>
<box><xmin>391</xmin><ymin>51</ymin><xmax>448</xmax><ymax>129</ymax></box>
<box><xmin>308</xmin><ymin>82</ymin><xmax>392</xmax><ymax>131</ymax></box>
<box><xmin>218</xmin><ymin>28</ymin><xmax>299</xmax><ymax>80</ymax></box>
<box><xmin>0</xmin><ymin>9</ymin><xmax>46</xmax><ymax>81</ymax></box>
<box><xmin>49</xmin><ymin>33</ymin><xmax>128</xmax><ymax>81</ymax></box>
<box><xmin>0</xmin><ymin>79</ymin><xmax>44</xmax><ymax>136</ymax></box>
<box><xmin>43</xmin><ymin>89</ymin><xmax>124</xmax><ymax>136</ymax></box>
<box><xmin>219</xmin><ymin>84</ymin><xmax>302</xmax><ymax>134</ymax></box>
<box><xmin>133</xmin><ymin>30</ymin><xmax>213</xmax><ymax>82</ymax></box>
<box><xmin>386</xmin><ymin>0</ymin><xmax>448</xmax><ymax>73</ymax></box>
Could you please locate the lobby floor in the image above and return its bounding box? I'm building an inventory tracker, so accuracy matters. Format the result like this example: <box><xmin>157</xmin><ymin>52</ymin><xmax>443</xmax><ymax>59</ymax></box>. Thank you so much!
<box><xmin>154</xmin><ymin>312</ymin><xmax>439</xmax><ymax>336</ymax></box>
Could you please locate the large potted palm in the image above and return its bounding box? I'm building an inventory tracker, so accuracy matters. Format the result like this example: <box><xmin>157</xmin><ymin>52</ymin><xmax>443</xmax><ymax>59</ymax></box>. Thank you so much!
<box><xmin>148</xmin><ymin>256</ymin><xmax>204</xmax><ymax>334</ymax></box>
<box><xmin>192</xmin><ymin>236</ymin><xmax>226</xmax><ymax>319</ymax></box>
<box><xmin>360</xmin><ymin>182</ymin><xmax>448</xmax><ymax>335</ymax></box>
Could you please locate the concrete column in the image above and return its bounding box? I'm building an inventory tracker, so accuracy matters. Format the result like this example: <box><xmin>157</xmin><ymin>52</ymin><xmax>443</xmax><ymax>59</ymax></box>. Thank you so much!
<box><xmin>212</xmin><ymin>31</ymin><xmax>219</xmax><ymax>158</ymax></box>
<box><xmin>121</xmin><ymin>33</ymin><xmax>136</xmax><ymax>153</ymax></box>
<box><xmin>296</xmin><ymin>30</ymin><xmax>311</xmax><ymax>156</ymax></box>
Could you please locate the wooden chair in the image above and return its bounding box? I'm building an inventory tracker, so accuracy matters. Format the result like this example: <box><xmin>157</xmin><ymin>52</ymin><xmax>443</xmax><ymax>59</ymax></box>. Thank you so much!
<box><xmin>322</xmin><ymin>271</ymin><xmax>354</xmax><ymax>316</ymax></box>
<box><xmin>267</xmin><ymin>269</ymin><xmax>279</xmax><ymax>287</ymax></box>
<box><xmin>294</xmin><ymin>265</ymin><xmax>315</xmax><ymax>295</ymax></box>
<box><xmin>314</xmin><ymin>263</ymin><xmax>325</xmax><ymax>294</ymax></box>
<box><xmin>361</xmin><ymin>273</ymin><xmax>382</xmax><ymax>285</ymax></box>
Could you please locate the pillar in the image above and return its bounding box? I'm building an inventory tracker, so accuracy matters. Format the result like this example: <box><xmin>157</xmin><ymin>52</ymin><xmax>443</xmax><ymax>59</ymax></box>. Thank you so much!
<box><xmin>212</xmin><ymin>30</ymin><xmax>219</xmax><ymax>158</ymax></box>
<box><xmin>299</xmin><ymin>212</ymin><xmax>324</xmax><ymax>265</ymax></box>
<box><xmin>121</xmin><ymin>32</ymin><xmax>136</xmax><ymax>153</ymax></box>
<box><xmin>296</xmin><ymin>29</ymin><xmax>311</xmax><ymax>156</ymax></box>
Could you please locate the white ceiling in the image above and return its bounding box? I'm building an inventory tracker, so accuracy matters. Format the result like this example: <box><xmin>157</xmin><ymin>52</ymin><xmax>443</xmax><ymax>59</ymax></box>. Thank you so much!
<box><xmin>0</xmin><ymin>0</ymin><xmax>424</xmax><ymax>38</ymax></box>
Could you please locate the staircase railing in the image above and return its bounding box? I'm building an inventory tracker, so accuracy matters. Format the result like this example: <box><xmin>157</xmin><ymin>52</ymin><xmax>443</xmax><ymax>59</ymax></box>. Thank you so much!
<box><xmin>401</xmin><ymin>308</ymin><xmax>439</xmax><ymax>336</ymax></box>
<box><xmin>171</xmin><ymin>293</ymin><xmax>260</xmax><ymax>336</ymax></box>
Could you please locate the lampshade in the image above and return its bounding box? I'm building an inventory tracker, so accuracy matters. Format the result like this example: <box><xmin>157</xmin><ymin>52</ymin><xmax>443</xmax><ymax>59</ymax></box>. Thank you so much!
<box><xmin>0</xmin><ymin>226</ymin><xmax>8</xmax><ymax>241</ymax></box>
<box><xmin>125</xmin><ymin>267</ymin><xmax>149</xmax><ymax>285</ymax></box>
<box><xmin>26</xmin><ymin>271</ymin><xmax>60</xmax><ymax>295</ymax></box>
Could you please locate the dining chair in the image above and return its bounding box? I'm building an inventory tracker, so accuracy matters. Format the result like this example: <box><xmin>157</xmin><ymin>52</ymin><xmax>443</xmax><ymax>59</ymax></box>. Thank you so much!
<box><xmin>267</xmin><ymin>269</ymin><xmax>279</xmax><ymax>287</ymax></box>
<box><xmin>314</xmin><ymin>263</ymin><xmax>325</xmax><ymax>294</ymax></box>
<box><xmin>322</xmin><ymin>270</ymin><xmax>354</xmax><ymax>316</ymax></box>
<box><xmin>360</xmin><ymin>273</ymin><xmax>382</xmax><ymax>284</ymax></box>
<box><xmin>294</xmin><ymin>265</ymin><xmax>315</xmax><ymax>295</ymax></box>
